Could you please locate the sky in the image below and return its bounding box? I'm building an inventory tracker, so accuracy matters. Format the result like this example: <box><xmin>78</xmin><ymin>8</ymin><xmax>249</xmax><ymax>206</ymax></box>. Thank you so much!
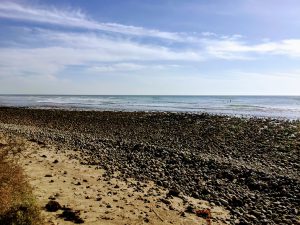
<box><xmin>0</xmin><ymin>0</ymin><xmax>300</xmax><ymax>95</ymax></box>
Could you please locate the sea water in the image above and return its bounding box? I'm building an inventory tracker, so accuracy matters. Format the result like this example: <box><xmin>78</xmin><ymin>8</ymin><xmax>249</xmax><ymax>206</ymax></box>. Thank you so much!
<box><xmin>0</xmin><ymin>95</ymin><xmax>300</xmax><ymax>119</ymax></box>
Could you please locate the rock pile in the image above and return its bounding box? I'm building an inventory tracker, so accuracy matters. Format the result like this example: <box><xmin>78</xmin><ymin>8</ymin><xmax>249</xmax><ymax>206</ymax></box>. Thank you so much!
<box><xmin>0</xmin><ymin>107</ymin><xmax>299</xmax><ymax>224</ymax></box>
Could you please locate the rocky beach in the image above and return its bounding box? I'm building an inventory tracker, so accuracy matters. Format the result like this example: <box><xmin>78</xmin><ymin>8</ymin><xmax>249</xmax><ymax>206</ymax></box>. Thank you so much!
<box><xmin>0</xmin><ymin>107</ymin><xmax>299</xmax><ymax>224</ymax></box>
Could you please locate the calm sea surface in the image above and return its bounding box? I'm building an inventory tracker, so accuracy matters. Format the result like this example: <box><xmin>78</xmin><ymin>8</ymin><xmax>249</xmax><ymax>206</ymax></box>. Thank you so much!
<box><xmin>0</xmin><ymin>95</ymin><xmax>300</xmax><ymax>119</ymax></box>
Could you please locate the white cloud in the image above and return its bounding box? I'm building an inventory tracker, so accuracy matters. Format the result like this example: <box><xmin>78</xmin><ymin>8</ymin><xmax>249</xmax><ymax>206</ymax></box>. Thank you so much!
<box><xmin>0</xmin><ymin>1</ymin><xmax>184</xmax><ymax>41</ymax></box>
<box><xmin>201</xmin><ymin>32</ymin><xmax>217</xmax><ymax>37</ymax></box>
<box><xmin>87</xmin><ymin>63</ymin><xmax>146</xmax><ymax>73</ymax></box>
<box><xmin>87</xmin><ymin>63</ymin><xmax>181</xmax><ymax>73</ymax></box>
<box><xmin>203</xmin><ymin>39</ymin><xmax>300</xmax><ymax>59</ymax></box>
<box><xmin>0</xmin><ymin>29</ymin><xmax>203</xmax><ymax>80</ymax></box>
<box><xmin>2</xmin><ymin>26</ymin><xmax>300</xmax><ymax>83</ymax></box>
<box><xmin>36</xmin><ymin>30</ymin><xmax>203</xmax><ymax>60</ymax></box>
<box><xmin>3</xmin><ymin>1</ymin><xmax>300</xmax><ymax>61</ymax></box>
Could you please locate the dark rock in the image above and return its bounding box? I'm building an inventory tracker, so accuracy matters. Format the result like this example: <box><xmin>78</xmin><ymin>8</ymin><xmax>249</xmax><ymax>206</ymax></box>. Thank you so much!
<box><xmin>185</xmin><ymin>205</ymin><xmax>194</xmax><ymax>213</ymax></box>
<box><xmin>229</xmin><ymin>196</ymin><xmax>244</xmax><ymax>207</ymax></box>
<box><xmin>160</xmin><ymin>198</ymin><xmax>171</xmax><ymax>205</ymax></box>
<box><xmin>156</xmin><ymin>180</ymin><xmax>163</xmax><ymax>186</ymax></box>
<box><xmin>167</xmin><ymin>188</ymin><xmax>180</xmax><ymax>197</ymax></box>
<box><xmin>238</xmin><ymin>218</ymin><xmax>251</xmax><ymax>225</ymax></box>
<box><xmin>195</xmin><ymin>209</ymin><xmax>210</xmax><ymax>219</ymax></box>
<box><xmin>45</xmin><ymin>200</ymin><xmax>61</xmax><ymax>212</ymax></box>
<box><xmin>60</xmin><ymin>209</ymin><xmax>84</xmax><ymax>224</ymax></box>
<box><xmin>169</xmin><ymin>205</ymin><xmax>175</xmax><ymax>210</ymax></box>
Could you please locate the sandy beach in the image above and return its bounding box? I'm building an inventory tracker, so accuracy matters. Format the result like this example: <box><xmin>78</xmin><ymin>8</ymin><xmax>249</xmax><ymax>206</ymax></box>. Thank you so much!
<box><xmin>0</xmin><ymin>107</ymin><xmax>299</xmax><ymax>224</ymax></box>
<box><xmin>2</xmin><ymin>135</ymin><xmax>228</xmax><ymax>225</ymax></box>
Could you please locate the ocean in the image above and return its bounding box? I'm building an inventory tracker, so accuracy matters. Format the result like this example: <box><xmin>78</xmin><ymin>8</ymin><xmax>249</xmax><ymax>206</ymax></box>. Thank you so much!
<box><xmin>0</xmin><ymin>95</ymin><xmax>300</xmax><ymax>119</ymax></box>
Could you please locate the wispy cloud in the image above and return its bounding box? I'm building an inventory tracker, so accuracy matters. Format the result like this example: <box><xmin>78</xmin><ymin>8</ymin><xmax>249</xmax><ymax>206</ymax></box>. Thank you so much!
<box><xmin>0</xmin><ymin>1</ymin><xmax>185</xmax><ymax>41</ymax></box>
<box><xmin>34</xmin><ymin>30</ymin><xmax>203</xmax><ymax>61</ymax></box>
<box><xmin>87</xmin><ymin>63</ymin><xmax>181</xmax><ymax>73</ymax></box>
<box><xmin>2</xmin><ymin>25</ymin><xmax>300</xmax><ymax>82</ymax></box>
<box><xmin>0</xmin><ymin>28</ymin><xmax>202</xmax><ymax>80</ymax></box>
<box><xmin>203</xmin><ymin>39</ymin><xmax>300</xmax><ymax>59</ymax></box>
<box><xmin>3</xmin><ymin>0</ymin><xmax>300</xmax><ymax>61</ymax></box>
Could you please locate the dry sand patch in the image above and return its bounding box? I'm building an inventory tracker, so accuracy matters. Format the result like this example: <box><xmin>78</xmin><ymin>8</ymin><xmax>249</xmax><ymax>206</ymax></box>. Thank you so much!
<box><xmin>16</xmin><ymin>137</ymin><xmax>230</xmax><ymax>225</ymax></box>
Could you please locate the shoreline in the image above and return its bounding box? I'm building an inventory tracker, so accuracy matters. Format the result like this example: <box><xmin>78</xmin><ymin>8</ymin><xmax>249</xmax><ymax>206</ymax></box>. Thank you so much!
<box><xmin>1</xmin><ymin>105</ymin><xmax>299</xmax><ymax>121</ymax></box>
<box><xmin>2</xmin><ymin>93</ymin><xmax>300</xmax><ymax>120</ymax></box>
<box><xmin>0</xmin><ymin>107</ymin><xmax>299</xmax><ymax>224</ymax></box>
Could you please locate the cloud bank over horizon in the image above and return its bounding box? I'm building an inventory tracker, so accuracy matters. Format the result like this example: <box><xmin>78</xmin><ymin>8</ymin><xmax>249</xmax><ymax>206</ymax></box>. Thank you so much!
<box><xmin>0</xmin><ymin>0</ymin><xmax>300</xmax><ymax>95</ymax></box>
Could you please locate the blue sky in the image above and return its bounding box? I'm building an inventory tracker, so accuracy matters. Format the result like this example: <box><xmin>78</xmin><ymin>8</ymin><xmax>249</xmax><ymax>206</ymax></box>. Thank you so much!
<box><xmin>0</xmin><ymin>0</ymin><xmax>300</xmax><ymax>95</ymax></box>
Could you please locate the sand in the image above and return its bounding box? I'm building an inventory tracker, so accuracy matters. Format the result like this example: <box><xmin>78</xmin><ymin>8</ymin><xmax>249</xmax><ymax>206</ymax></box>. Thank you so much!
<box><xmin>13</xmin><ymin>135</ymin><xmax>230</xmax><ymax>225</ymax></box>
